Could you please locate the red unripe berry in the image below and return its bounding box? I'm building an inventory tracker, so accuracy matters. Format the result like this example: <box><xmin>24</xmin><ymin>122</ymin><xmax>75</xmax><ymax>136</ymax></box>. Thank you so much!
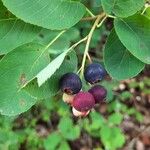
<box><xmin>88</xmin><ymin>85</ymin><xmax>107</xmax><ymax>103</ymax></box>
<box><xmin>72</xmin><ymin>92</ymin><xmax>95</xmax><ymax>112</ymax></box>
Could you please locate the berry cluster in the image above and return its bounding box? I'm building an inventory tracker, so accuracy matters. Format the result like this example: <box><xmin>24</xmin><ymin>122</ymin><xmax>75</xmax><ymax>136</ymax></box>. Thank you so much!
<box><xmin>59</xmin><ymin>63</ymin><xmax>107</xmax><ymax>117</ymax></box>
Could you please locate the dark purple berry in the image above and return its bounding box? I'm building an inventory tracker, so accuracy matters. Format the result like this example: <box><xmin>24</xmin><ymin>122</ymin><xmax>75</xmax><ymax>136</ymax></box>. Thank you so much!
<box><xmin>73</xmin><ymin>92</ymin><xmax>95</xmax><ymax>112</ymax></box>
<box><xmin>59</xmin><ymin>73</ymin><xmax>82</xmax><ymax>95</ymax></box>
<box><xmin>88</xmin><ymin>85</ymin><xmax>107</xmax><ymax>103</ymax></box>
<box><xmin>84</xmin><ymin>63</ymin><xmax>106</xmax><ymax>84</ymax></box>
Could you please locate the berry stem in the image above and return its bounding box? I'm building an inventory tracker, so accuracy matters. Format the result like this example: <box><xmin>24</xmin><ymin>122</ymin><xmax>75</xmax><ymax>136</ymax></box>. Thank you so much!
<box><xmin>97</xmin><ymin>15</ymin><xmax>107</xmax><ymax>28</ymax></box>
<box><xmin>81</xmin><ymin>15</ymin><xmax>99</xmax><ymax>21</ymax></box>
<box><xmin>80</xmin><ymin>13</ymin><xmax>106</xmax><ymax>79</ymax></box>
<box><xmin>107</xmin><ymin>15</ymin><xmax>116</xmax><ymax>19</ymax></box>
<box><xmin>86</xmin><ymin>53</ymin><xmax>92</xmax><ymax>63</ymax></box>
<box><xmin>67</xmin><ymin>36</ymin><xmax>88</xmax><ymax>52</ymax></box>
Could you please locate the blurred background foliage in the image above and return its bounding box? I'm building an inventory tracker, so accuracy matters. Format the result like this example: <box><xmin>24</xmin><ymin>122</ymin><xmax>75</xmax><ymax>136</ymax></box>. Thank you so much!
<box><xmin>0</xmin><ymin>0</ymin><xmax>150</xmax><ymax>150</ymax></box>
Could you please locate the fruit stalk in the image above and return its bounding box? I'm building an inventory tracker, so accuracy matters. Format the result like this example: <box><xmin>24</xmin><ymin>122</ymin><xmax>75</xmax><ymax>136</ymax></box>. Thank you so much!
<box><xmin>80</xmin><ymin>13</ymin><xmax>106</xmax><ymax>79</ymax></box>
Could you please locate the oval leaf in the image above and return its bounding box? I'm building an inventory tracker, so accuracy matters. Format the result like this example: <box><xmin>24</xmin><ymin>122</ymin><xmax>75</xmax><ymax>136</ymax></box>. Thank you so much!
<box><xmin>104</xmin><ymin>29</ymin><xmax>145</xmax><ymax>80</ymax></box>
<box><xmin>101</xmin><ymin>0</ymin><xmax>144</xmax><ymax>18</ymax></box>
<box><xmin>0</xmin><ymin>19</ymin><xmax>41</xmax><ymax>54</ymax></box>
<box><xmin>2</xmin><ymin>0</ymin><xmax>86</xmax><ymax>30</ymax></box>
<box><xmin>0</xmin><ymin>43</ymin><xmax>49</xmax><ymax>116</ymax></box>
<box><xmin>114</xmin><ymin>14</ymin><xmax>150</xmax><ymax>64</ymax></box>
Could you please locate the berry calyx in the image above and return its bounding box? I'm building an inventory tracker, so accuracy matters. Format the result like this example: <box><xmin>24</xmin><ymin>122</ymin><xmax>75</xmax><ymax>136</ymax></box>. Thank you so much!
<box><xmin>62</xmin><ymin>93</ymin><xmax>75</xmax><ymax>104</ymax></box>
<box><xmin>72</xmin><ymin>92</ymin><xmax>95</xmax><ymax>112</ymax></box>
<box><xmin>84</xmin><ymin>63</ymin><xmax>106</xmax><ymax>84</ymax></box>
<box><xmin>59</xmin><ymin>73</ymin><xmax>82</xmax><ymax>95</ymax></box>
<box><xmin>88</xmin><ymin>85</ymin><xmax>107</xmax><ymax>103</ymax></box>
<box><xmin>72</xmin><ymin>107</ymin><xmax>90</xmax><ymax>117</ymax></box>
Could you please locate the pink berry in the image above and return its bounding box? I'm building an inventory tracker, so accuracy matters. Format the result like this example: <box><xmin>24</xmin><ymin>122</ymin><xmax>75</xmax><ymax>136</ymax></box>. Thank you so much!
<box><xmin>72</xmin><ymin>92</ymin><xmax>95</xmax><ymax>112</ymax></box>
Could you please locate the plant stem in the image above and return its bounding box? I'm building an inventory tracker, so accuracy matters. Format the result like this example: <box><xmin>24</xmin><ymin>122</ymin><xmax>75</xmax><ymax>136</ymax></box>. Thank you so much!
<box><xmin>97</xmin><ymin>16</ymin><xmax>107</xmax><ymax>28</ymax></box>
<box><xmin>86</xmin><ymin>53</ymin><xmax>92</xmax><ymax>63</ymax></box>
<box><xmin>68</xmin><ymin>36</ymin><xmax>88</xmax><ymax>52</ymax></box>
<box><xmin>30</xmin><ymin>30</ymin><xmax>66</xmax><ymax>72</ymax></box>
<box><xmin>80</xmin><ymin>13</ymin><xmax>106</xmax><ymax>79</ymax></box>
<box><xmin>141</xmin><ymin>4</ymin><xmax>150</xmax><ymax>14</ymax></box>
<box><xmin>86</xmin><ymin>8</ymin><xmax>95</xmax><ymax>17</ymax></box>
<box><xmin>107</xmin><ymin>15</ymin><xmax>116</xmax><ymax>19</ymax></box>
<box><xmin>81</xmin><ymin>15</ymin><xmax>98</xmax><ymax>21</ymax></box>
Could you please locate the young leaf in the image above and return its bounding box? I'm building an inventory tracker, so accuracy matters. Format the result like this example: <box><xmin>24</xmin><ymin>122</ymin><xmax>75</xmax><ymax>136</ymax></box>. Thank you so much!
<box><xmin>36</xmin><ymin>50</ymin><xmax>69</xmax><ymax>86</ymax></box>
<box><xmin>24</xmin><ymin>51</ymin><xmax>77</xmax><ymax>99</ymax></box>
<box><xmin>0</xmin><ymin>43</ymin><xmax>49</xmax><ymax>116</ymax></box>
<box><xmin>104</xmin><ymin>29</ymin><xmax>145</xmax><ymax>80</ymax></box>
<box><xmin>87</xmin><ymin>112</ymin><xmax>104</xmax><ymax>132</ymax></box>
<box><xmin>108</xmin><ymin>113</ymin><xmax>123</xmax><ymax>125</ymax></box>
<box><xmin>0</xmin><ymin>19</ymin><xmax>40</xmax><ymax>54</ymax></box>
<box><xmin>101</xmin><ymin>0</ymin><xmax>144</xmax><ymax>18</ymax></box>
<box><xmin>58</xmin><ymin>117</ymin><xmax>80</xmax><ymax>140</ymax></box>
<box><xmin>0</xmin><ymin>129</ymin><xmax>19</xmax><ymax>150</ymax></box>
<box><xmin>114</xmin><ymin>14</ymin><xmax>150</xmax><ymax>64</ymax></box>
<box><xmin>100</xmin><ymin>126</ymin><xmax>125</xmax><ymax>150</ymax></box>
<box><xmin>2</xmin><ymin>0</ymin><xmax>86</xmax><ymax>30</ymax></box>
<box><xmin>44</xmin><ymin>132</ymin><xmax>62</xmax><ymax>150</ymax></box>
<box><xmin>58</xmin><ymin>141</ymin><xmax>70</xmax><ymax>150</ymax></box>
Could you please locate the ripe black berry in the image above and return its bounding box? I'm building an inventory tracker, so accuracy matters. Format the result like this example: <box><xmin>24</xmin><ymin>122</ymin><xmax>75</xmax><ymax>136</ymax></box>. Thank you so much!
<box><xmin>59</xmin><ymin>73</ymin><xmax>82</xmax><ymax>95</ymax></box>
<box><xmin>72</xmin><ymin>92</ymin><xmax>95</xmax><ymax>112</ymax></box>
<box><xmin>84</xmin><ymin>63</ymin><xmax>106</xmax><ymax>84</ymax></box>
<box><xmin>88</xmin><ymin>85</ymin><xmax>107</xmax><ymax>103</ymax></box>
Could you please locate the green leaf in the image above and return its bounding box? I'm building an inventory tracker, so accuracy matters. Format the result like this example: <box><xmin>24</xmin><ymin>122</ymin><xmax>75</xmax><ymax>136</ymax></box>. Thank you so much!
<box><xmin>145</xmin><ymin>7</ymin><xmax>150</xmax><ymax>19</ymax></box>
<box><xmin>100</xmin><ymin>126</ymin><xmax>125</xmax><ymax>150</ymax></box>
<box><xmin>35</xmin><ymin>28</ymin><xmax>80</xmax><ymax>46</ymax></box>
<box><xmin>34</xmin><ymin>29</ymin><xmax>70</xmax><ymax>54</ymax></box>
<box><xmin>0</xmin><ymin>1</ymin><xmax>13</xmax><ymax>19</ymax></box>
<box><xmin>0</xmin><ymin>19</ymin><xmax>40</xmax><ymax>54</ymax></box>
<box><xmin>34</xmin><ymin>27</ymin><xmax>80</xmax><ymax>55</ymax></box>
<box><xmin>120</xmin><ymin>91</ymin><xmax>132</xmax><ymax>101</ymax></box>
<box><xmin>0</xmin><ymin>43</ymin><xmax>49</xmax><ymax>116</ymax></box>
<box><xmin>2</xmin><ymin>0</ymin><xmax>86</xmax><ymax>30</ymax></box>
<box><xmin>58</xmin><ymin>141</ymin><xmax>70</xmax><ymax>150</ymax></box>
<box><xmin>135</xmin><ymin>112</ymin><xmax>143</xmax><ymax>122</ymax></box>
<box><xmin>58</xmin><ymin>117</ymin><xmax>80</xmax><ymax>140</ymax></box>
<box><xmin>101</xmin><ymin>0</ymin><xmax>144</xmax><ymax>18</ymax></box>
<box><xmin>104</xmin><ymin>29</ymin><xmax>145</xmax><ymax>80</ymax></box>
<box><xmin>114</xmin><ymin>14</ymin><xmax>150</xmax><ymax>64</ymax></box>
<box><xmin>0</xmin><ymin>129</ymin><xmax>19</xmax><ymax>150</ymax></box>
<box><xmin>36</xmin><ymin>50</ymin><xmax>67</xmax><ymax>86</ymax></box>
<box><xmin>90</xmin><ymin>112</ymin><xmax>104</xmax><ymax>129</ymax></box>
<box><xmin>101</xmin><ymin>80</ymin><xmax>119</xmax><ymax>102</ymax></box>
<box><xmin>44</xmin><ymin>132</ymin><xmax>62</xmax><ymax>150</ymax></box>
<box><xmin>36</xmin><ymin>47</ymin><xmax>78</xmax><ymax>87</ymax></box>
<box><xmin>24</xmin><ymin>51</ymin><xmax>77</xmax><ymax>99</ymax></box>
<box><xmin>108</xmin><ymin>113</ymin><xmax>123</xmax><ymax>125</ymax></box>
